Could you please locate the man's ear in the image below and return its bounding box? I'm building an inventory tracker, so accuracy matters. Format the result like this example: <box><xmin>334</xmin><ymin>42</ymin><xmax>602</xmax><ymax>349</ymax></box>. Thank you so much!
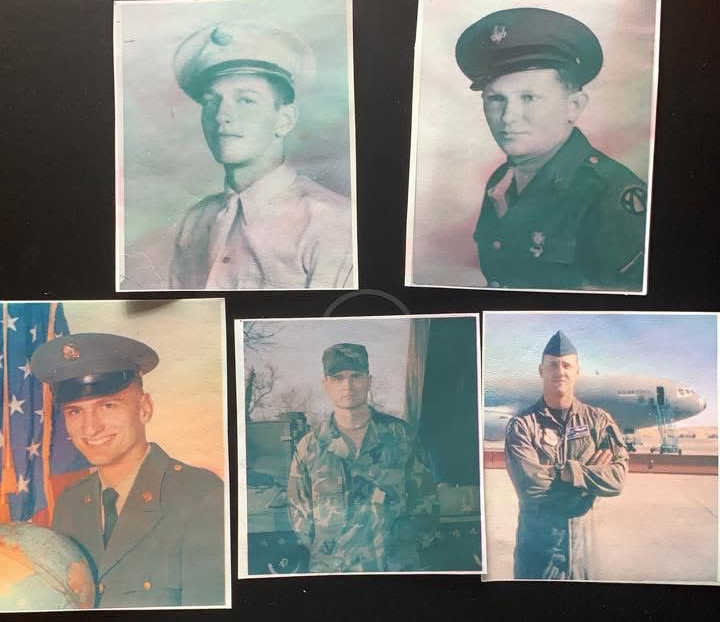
<box><xmin>275</xmin><ymin>104</ymin><xmax>299</xmax><ymax>138</ymax></box>
<box><xmin>140</xmin><ymin>393</ymin><xmax>154</xmax><ymax>425</ymax></box>
<box><xmin>567</xmin><ymin>91</ymin><xmax>589</xmax><ymax>124</ymax></box>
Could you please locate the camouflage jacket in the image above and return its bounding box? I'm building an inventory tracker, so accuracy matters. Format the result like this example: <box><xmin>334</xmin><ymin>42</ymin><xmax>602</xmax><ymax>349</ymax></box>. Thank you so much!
<box><xmin>287</xmin><ymin>408</ymin><xmax>439</xmax><ymax>573</ymax></box>
<box><xmin>505</xmin><ymin>397</ymin><xmax>629</xmax><ymax>580</ymax></box>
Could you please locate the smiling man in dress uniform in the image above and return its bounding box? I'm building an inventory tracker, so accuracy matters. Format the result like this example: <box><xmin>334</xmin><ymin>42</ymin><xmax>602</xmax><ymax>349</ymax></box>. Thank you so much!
<box><xmin>456</xmin><ymin>8</ymin><xmax>648</xmax><ymax>292</ymax></box>
<box><xmin>504</xmin><ymin>331</ymin><xmax>628</xmax><ymax>580</ymax></box>
<box><xmin>287</xmin><ymin>343</ymin><xmax>439</xmax><ymax>572</ymax></box>
<box><xmin>165</xmin><ymin>20</ymin><xmax>353</xmax><ymax>290</ymax></box>
<box><xmin>31</xmin><ymin>333</ymin><xmax>225</xmax><ymax>608</ymax></box>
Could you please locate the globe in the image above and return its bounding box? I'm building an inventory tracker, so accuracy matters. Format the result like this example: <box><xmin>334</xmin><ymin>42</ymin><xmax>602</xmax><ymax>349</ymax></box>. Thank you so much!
<box><xmin>0</xmin><ymin>522</ymin><xmax>95</xmax><ymax>610</ymax></box>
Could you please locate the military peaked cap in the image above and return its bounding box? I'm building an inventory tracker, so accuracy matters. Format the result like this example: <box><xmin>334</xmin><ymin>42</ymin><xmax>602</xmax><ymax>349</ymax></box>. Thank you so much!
<box><xmin>455</xmin><ymin>8</ymin><xmax>603</xmax><ymax>91</ymax></box>
<box><xmin>174</xmin><ymin>20</ymin><xmax>316</xmax><ymax>102</ymax></box>
<box><xmin>30</xmin><ymin>333</ymin><xmax>159</xmax><ymax>403</ymax></box>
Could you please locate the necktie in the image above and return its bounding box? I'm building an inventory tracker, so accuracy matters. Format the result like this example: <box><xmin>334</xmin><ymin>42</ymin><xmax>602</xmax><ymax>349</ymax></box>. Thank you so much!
<box><xmin>487</xmin><ymin>167</ymin><xmax>515</xmax><ymax>218</ymax></box>
<box><xmin>102</xmin><ymin>487</ymin><xmax>119</xmax><ymax>548</ymax></box>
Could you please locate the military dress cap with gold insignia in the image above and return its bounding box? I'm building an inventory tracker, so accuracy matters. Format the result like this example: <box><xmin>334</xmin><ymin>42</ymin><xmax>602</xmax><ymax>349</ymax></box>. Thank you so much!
<box><xmin>174</xmin><ymin>20</ymin><xmax>316</xmax><ymax>103</ymax></box>
<box><xmin>322</xmin><ymin>343</ymin><xmax>369</xmax><ymax>376</ymax></box>
<box><xmin>455</xmin><ymin>8</ymin><xmax>603</xmax><ymax>91</ymax></box>
<box><xmin>542</xmin><ymin>331</ymin><xmax>578</xmax><ymax>358</ymax></box>
<box><xmin>30</xmin><ymin>333</ymin><xmax>159</xmax><ymax>403</ymax></box>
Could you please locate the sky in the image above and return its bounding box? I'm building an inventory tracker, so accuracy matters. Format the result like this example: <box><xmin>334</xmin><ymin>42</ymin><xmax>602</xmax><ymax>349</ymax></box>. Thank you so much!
<box><xmin>117</xmin><ymin>0</ymin><xmax>353</xmax><ymax>244</ymax></box>
<box><xmin>64</xmin><ymin>300</ymin><xmax>227</xmax><ymax>477</ymax></box>
<box><xmin>484</xmin><ymin>313</ymin><xmax>718</xmax><ymax>427</ymax></box>
<box><xmin>241</xmin><ymin>317</ymin><xmax>412</xmax><ymax>424</ymax></box>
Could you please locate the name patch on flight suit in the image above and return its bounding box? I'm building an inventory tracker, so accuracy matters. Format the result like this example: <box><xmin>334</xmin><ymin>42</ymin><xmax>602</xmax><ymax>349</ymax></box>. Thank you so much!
<box><xmin>566</xmin><ymin>424</ymin><xmax>590</xmax><ymax>441</ymax></box>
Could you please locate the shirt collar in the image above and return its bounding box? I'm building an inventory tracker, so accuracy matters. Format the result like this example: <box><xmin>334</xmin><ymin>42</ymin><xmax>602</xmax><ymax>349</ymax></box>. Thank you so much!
<box><xmin>524</xmin><ymin>128</ymin><xmax>595</xmax><ymax>191</ymax></box>
<box><xmin>98</xmin><ymin>444</ymin><xmax>151</xmax><ymax>512</ymax></box>
<box><xmin>534</xmin><ymin>397</ymin><xmax>585</xmax><ymax>427</ymax></box>
<box><xmin>223</xmin><ymin>162</ymin><xmax>298</xmax><ymax>225</ymax></box>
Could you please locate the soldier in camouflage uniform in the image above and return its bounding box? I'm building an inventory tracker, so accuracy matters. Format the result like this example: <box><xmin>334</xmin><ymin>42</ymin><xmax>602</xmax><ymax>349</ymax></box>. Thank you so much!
<box><xmin>505</xmin><ymin>331</ymin><xmax>628</xmax><ymax>580</ymax></box>
<box><xmin>287</xmin><ymin>343</ymin><xmax>439</xmax><ymax>573</ymax></box>
<box><xmin>456</xmin><ymin>9</ymin><xmax>648</xmax><ymax>292</ymax></box>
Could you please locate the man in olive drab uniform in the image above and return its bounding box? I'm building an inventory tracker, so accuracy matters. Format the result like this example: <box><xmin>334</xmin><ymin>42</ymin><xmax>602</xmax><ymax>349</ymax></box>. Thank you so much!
<box><xmin>505</xmin><ymin>331</ymin><xmax>628</xmax><ymax>580</ymax></box>
<box><xmin>456</xmin><ymin>9</ymin><xmax>648</xmax><ymax>292</ymax></box>
<box><xmin>31</xmin><ymin>334</ymin><xmax>225</xmax><ymax>607</ymax></box>
<box><xmin>287</xmin><ymin>343</ymin><xmax>439</xmax><ymax>573</ymax></box>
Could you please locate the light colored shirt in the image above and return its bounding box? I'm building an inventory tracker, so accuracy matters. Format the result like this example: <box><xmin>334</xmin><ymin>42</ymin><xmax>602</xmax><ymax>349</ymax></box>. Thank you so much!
<box><xmin>172</xmin><ymin>163</ymin><xmax>354</xmax><ymax>290</ymax></box>
<box><xmin>98</xmin><ymin>445</ymin><xmax>151</xmax><ymax>527</ymax></box>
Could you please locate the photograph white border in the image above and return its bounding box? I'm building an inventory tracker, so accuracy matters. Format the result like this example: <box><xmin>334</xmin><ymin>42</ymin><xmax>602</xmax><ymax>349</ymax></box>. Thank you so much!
<box><xmin>235</xmin><ymin>312</ymin><xmax>486</xmax><ymax>578</ymax></box>
<box><xmin>481</xmin><ymin>309</ymin><xmax>719</xmax><ymax>585</ymax></box>
<box><xmin>114</xmin><ymin>0</ymin><xmax>359</xmax><ymax>293</ymax></box>
<box><xmin>405</xmin><ymin>0</ymin><xmax>663</xmax><ymax>296</ymax></box>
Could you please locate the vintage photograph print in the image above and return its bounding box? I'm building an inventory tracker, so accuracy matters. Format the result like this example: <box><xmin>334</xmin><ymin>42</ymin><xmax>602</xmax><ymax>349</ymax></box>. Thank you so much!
<box><xmin>406</xmin><ymin>0</ymin><xmax>660</xmax><ymax>294</ymax></box>
<box><xmin>0</xmin><ymin>300</ymin><xmax>230</xmax><ymax>610</ymax></box>
<box><xmin>482</xmin><ymin>312</ymin><xmax>718</xmax><ymax>583</ymax></box>
<box><xmin>115</xmin><ymin>0</ymin><xmax>357</xmax><ymax>292</ymax></box>
<box><xmin>236</xmin><ymin>314</ymin><xmax>485</xmax><ymax>576</ymax></box>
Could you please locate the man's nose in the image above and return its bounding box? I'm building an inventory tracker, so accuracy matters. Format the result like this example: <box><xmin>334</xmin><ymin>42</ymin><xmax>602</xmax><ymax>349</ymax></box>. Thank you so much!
<box><xmin>501</xmin><ymin>98</ymin><xmax>522</xmax><ymax>124</ymax></box>
<box><xmin>215</xmin><ymin>98</ymin><xmax>234</xmax><ymax>124</ymax></box>
<box><xmin>81</xmin><ymin>411</ymin><xmax>104</xmax><ymax>436</ymax></box>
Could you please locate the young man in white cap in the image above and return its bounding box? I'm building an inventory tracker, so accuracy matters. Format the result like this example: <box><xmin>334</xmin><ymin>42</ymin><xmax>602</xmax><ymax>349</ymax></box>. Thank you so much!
<box><xmin>168</xmin><ymin>21</ymin><xmax>353</xmax><ymax>290</ymax></box>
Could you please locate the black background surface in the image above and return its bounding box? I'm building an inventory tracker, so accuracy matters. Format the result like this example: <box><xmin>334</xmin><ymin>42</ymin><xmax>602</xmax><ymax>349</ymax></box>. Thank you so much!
<box><xmin>1</xmin><ymin>0</ymin><xmax>719</xmax><ymax>620</ymax></box>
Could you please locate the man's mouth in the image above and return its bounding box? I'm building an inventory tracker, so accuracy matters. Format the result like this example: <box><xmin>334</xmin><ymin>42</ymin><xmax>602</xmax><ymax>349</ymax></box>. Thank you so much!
<box><xmin>84</xmin><ymin>434</ymin><xmax>115</xmax><ymax>447</ymax></box>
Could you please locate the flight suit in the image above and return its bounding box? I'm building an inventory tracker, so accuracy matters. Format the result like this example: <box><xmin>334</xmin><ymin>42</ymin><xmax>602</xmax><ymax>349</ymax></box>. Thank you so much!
<box><xmin>474</xmin><ymin>128</ymin><xmax>647</xmax><ymax>292</ymax></box>
<box><xmin>505</xmin><ymin>398</ymin><xmax>628</xmax><ymax>580</ymax></box>
<box><xmin>52</xmin><ymin>443</ymin><xmax>225</xmax><ymax>607</ymax></box>
<box><xmin>287</xmin><ymin>408</ymin><xmax>439</xmax><ymax>573</ymax></box>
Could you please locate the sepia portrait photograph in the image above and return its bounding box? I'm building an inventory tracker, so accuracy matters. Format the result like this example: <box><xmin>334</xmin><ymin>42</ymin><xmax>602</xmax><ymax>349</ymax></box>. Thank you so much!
<box><xmin>236</xmin><ymin>314</ymin><xmax>484</xmax><ymax>577</ymax></box>
<box><xmin>0</xmin><ymin>299</ymin><xmax>230</xmax><ymax>610</ymax></box>
<box><xmin>482</xmin><ymin>312</ymin><xmax>718</xmax><ymax>583</ymax></box>
<box><xmin>406</xmin><ymin>0</ymin><xmax>660</xmax><ymax>294</ymax></box>
<box><xmin>115</xmin><ymin>0</ymin><xmax>357</xmax><ymax>292</ymax></box>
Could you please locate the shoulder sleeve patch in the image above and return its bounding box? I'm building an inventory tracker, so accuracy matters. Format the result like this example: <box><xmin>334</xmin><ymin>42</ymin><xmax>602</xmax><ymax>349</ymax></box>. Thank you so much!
<box><xmin>620</xmin><ymin>186</ymin><xmax>647</xmax><ymax>215</ymax></box>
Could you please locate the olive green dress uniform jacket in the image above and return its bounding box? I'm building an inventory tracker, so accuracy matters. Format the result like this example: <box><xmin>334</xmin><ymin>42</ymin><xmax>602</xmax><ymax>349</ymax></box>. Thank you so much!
<box><xmin>474</xmin><ymin>128</ymin><xmax>647</xmax><ymax>291</ymax></box>
<box><xmin>505</xmin><ymin>398</ymin><xmax>629</xmax><ymax>580</ymax></box>
<box><xmin>52</xmin><ymin>443</ymin><xmax>225</xmax><ymax>608</ymax></box>
<box><xmin>287</xmin><ymin>409</ymin><xmax>439</xmax><ymax>573</ymax></box>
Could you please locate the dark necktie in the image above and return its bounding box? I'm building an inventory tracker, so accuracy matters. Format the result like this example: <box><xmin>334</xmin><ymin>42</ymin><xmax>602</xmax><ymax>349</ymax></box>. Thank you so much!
<box><xmin>102</xmin><ymin>487</ymin><xmax>119</xmax><ymax>548</ymax></box>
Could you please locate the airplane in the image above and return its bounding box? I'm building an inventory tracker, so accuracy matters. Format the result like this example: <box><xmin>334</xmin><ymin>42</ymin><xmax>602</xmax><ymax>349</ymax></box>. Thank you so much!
<box><xmin>484</xmin><ymin>374</ymin><xmax>707</xmax><ymax>452</ymax></box>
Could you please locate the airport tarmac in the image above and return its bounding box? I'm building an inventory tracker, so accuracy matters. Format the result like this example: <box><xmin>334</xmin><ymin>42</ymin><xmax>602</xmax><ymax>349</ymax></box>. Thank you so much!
<box><xmin>484</xmin><ymin>469</ymin><xmax>718</xmax><ymax>583</ymax></box>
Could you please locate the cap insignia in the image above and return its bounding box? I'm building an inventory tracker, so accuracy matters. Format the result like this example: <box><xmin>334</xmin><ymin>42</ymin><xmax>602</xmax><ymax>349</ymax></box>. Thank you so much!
<box><xmin>63</xmin><ymin>344</ymin><xmax>80</xmax><ymax>360</ymax></box>
<box><xmin>490</xmin><ymin>25</ymin><xmax>507</xmax><ymax>44</ymax></box>
<box><xmin>210</xmin><ymin>26</ymin><xmax>233</xmax><ymax>47</ymax></box>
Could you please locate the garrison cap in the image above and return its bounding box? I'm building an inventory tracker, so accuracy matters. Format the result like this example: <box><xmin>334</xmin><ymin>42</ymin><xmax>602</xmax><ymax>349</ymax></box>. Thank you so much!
<box><xmin>174</xmin><ymin>20</ymin><xmax>316</xmax><ymax>103</ymax></box>
<box><xmin>455</xmin><ymin>8</ymin><xmax>603</xmax><ymax>91</ymax></box>
<box><xmin>542</xmin><ymin>331</ymin><xmax>577</xmax><ymax>358</ymax></box>
<box><xmin>322</xmin><ymin>343</ymin><xmax>369</xmax><ymax>376</ymax></box>
<box><xmin>30</xmin><ymin>333</ymin><xmax>159</xmax><ymax>404</ymax></box>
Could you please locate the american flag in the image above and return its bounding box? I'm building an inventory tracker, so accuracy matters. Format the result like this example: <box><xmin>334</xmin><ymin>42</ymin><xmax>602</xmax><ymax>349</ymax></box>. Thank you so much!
<box><xmin>0</xmin><ymin>302</ymin><xmax>89</xmax><ymax>524</ymax></box>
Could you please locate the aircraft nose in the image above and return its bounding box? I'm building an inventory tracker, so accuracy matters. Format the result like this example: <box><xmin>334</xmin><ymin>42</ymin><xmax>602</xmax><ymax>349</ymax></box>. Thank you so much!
<box><xmin>700</xmin><ymin>397</ymin><xmax>707</xmax><ymax>411</ymax></box>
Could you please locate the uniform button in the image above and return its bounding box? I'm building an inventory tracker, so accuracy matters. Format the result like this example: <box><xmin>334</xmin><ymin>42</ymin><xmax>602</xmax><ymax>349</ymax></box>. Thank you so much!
<box><xmin>222</xmin><ymin>256</ymin><xmax>231</xmax><ymax>264</ymax></box>
<box><xmin>142</xmin><ymin>490</ymin><xmax>153</xmax><ymax>503</ymax></box>
<box><xmin>492</xmin><ymin>241</ymin><xmax>501</xmax><ymax>250</ymax></box>
<box><xmin>589</xmin><ymin>156</ymin><xmax>599</xmax><ymax>164</ymax></box>
<box><xmin>98</xmin><ymin>583</ymin><xmax>105</xmax><ymax>594</ymax></box>
<box><xmin>174</xmin><ymin>464</ymin><xmax>183</xmax><ymax>471</ymax></box>
<box><xmin>83</xmin><ymin>495</ymin><xmax>92</xmax><ymax>504</ymax></box>
<box><xmin>143</xmin><ymin>581</ymin><xmax>152</xmax><ymax>591</ymax></box>
<box><xmin>490</xmin><ymin>281</ymin><xmax>500</xmax><ymax>288</ymax></box>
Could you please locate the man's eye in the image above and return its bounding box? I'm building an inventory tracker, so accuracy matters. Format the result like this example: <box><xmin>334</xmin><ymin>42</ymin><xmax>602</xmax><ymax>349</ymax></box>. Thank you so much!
<box><xmin>521</xmin><ymin>94</ymin><xmax>538</xmax><ymax>103</ymax></box>
<box><xmin>484</xmin><ymin>94</ymin><xmax>504</xmax><ymax>104</ymax></box>
<box><xmin>65</xmin><ymin>409</ymin><xmax>80</xmax><ymax>417</ymax></box>
<box><xmin>238</xmin><ymin>96</ymin><xmax>256</xmax><ymax>104</ymax></box>
<box><xmin>103</xmin><ymin>402</ymin><xmax>117</xmax><ymax>409</ymax></box>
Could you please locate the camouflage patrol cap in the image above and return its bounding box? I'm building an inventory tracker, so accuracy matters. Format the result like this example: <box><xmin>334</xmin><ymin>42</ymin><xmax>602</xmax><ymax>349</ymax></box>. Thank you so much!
<box><xmin>322</xmin><ymin>343</ymin><xmax>369</xmax><ymax>376</ymax></box>
<box><xmin>542</xmin><ymin>331</ymin><xmax>577</xmax><ymax>358</ymax></box>
<box><xmin>455</xmin><ymin>8</ymin><xmax>603</xmax><ymax>91</ymax></box>
<box><xmin>174</xmin><ymin>20</ymin><xmax>316</xmax><ymax>103</ymax></box>
<box><xmin>30</xmin><ymin>333</ymin><xmax>159</xmax><ymax>403</ymax></box>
